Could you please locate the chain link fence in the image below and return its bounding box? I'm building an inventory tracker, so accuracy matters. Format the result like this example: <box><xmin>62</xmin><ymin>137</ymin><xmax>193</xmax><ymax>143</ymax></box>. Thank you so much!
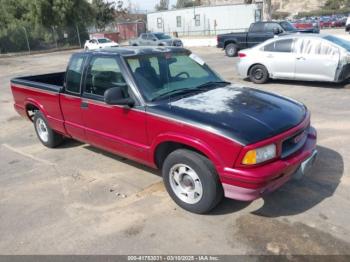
<box><xmin>0</xmin><ymin>24</ymin><xmax>89</xmax><ymax>55</ymax></box>
<box><xmin>166</xmin><ymin>28</ymin><xmax>248</xmax><ymax>37</ymax></box>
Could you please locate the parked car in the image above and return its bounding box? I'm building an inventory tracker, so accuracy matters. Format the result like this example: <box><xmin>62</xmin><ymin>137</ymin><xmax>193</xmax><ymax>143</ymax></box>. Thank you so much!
<box><xmin>292</xmin><ymin>20</ymin><xmax>320</xmax><ymax>34</ymax></box>
<box><xmin>237</xmin><ymin>34</ymin><xmax>350</xmax><ymax>84</ymax></box>
<box><xmin>84</xmin><ymin>38</ymin><xmax>119</xmax><ymax>50</ymax></box>
<box><xmin>10</xmin><ymin>47</ymin><xmax>317</xmax><ymax>214</ymax></box>
<box><xmin>217</xmin><ymin>21</ymin><xmax>317</xmax><ymax>57</ymax></box>
<box><xmin>129</xmin><ymin>32</ymin><xmax>183</xmax><ymax>47</ymax></box>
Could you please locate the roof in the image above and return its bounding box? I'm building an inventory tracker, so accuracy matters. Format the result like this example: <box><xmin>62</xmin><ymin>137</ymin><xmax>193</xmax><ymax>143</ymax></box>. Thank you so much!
<box><xmin>275</xmin><ymin>33</ymin><xmax>330</xmax><ymax>40</ymax></box>
<box><xmin>84</xmin><ymin>46</ymin><xmax>189</xmax><ymax>57</ymax></box>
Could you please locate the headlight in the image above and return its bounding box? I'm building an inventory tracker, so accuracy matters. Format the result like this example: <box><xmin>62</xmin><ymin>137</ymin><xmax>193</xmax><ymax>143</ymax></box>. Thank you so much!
<box><xmin>242</xmin><ymin>144</ymin><xmax>276</xmax><ymax>165</ymax></box>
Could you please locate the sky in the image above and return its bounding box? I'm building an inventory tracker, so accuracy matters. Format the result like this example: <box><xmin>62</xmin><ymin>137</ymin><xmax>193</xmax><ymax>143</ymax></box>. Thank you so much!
<box><xmin>123</xmin><ymin>0</ymin><xmax>177</xmax><ymax>12</ymax></box>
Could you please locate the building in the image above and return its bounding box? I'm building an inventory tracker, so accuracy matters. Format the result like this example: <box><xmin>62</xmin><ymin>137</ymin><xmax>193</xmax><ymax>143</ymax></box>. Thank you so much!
<box><xmin>147</xmin><ymin>3</ymin><xmax>262</xmax><ymax>36</ymax></box>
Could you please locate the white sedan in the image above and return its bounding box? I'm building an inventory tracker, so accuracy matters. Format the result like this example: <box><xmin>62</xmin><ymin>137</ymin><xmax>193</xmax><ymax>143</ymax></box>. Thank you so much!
<box><xmin>237</xmin><ymin>34</ymin><xmax>350</xmax><ymax>84</ymax></box>
<box><xmin>84</xmin><ymin>38</ymin><xmax>119</xmax><ymax>50</ymax></box>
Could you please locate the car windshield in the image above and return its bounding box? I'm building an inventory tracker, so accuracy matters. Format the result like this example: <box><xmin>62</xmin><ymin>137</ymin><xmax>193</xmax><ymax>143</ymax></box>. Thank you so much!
<box><xmin>280</xmin><ymin>21</ymin><xmax>297</xmax><ymax>32</ymax></box>
<box><xmin>125</xmin><ymin>52</ymin><xmax>226</xmax><ymax>101</ymax></box>
<box><xmin>98</xmin><ymin>38</ymin><xmax>111</xmax><ymax>43</ymax></box>
<box><xmin>324</xmin><ymin>35</ymin><xmax>350</xmax><ymax>51</ymax></box>
<box><xmin>154</xmin><ymin>33</ymin><xmax>171</xmax><ymax>40</ymax></box>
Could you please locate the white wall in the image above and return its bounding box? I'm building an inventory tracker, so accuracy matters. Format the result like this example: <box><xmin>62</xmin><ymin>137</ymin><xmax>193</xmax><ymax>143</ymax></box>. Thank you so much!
<box><xmin>147</xmin><ymin>4</ymin><xmax>261</xmax><ymax>35</ymax></box>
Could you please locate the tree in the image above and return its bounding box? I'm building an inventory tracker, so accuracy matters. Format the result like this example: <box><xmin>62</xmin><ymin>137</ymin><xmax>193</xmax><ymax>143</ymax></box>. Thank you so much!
<box><xmin>155</xmin><ymin>0</ymin><xmax>169</xmax><ymax>11</ymax></box>
<box><xmin>175</xmin><ymin>0</ymin><xmax>201</xmax><ymax>9</ymax></box>
<box><xmin>91</xmin><ymin>0</ymin><xmax>115</xmax><ymax>31</ymax></box>
<box><xmin>263</xmin><ymin>0</ymin><xmax>272</xmax><ymax>21</ymax></box>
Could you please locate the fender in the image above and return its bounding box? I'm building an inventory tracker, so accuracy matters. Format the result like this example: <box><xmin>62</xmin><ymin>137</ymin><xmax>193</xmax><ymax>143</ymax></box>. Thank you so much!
<box><xmin>150</xmin><ymin>132</ymin><xmax>225</xmax><ymax>168</ymax></box>
<box><xmin>24</xmin><ymin>98</ymin><xmax>49</xmax><ymax>120</ymax></box>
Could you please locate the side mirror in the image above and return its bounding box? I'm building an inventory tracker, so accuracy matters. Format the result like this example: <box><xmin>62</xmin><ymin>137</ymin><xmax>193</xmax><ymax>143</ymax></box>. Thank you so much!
<box><xmin>153</xmin><ymin>38</ymin><xmax>157</xmax><ymax>41</ymax></box>
<box><xmin>104</xmin><ymin>85</ymin><xmax>134</xmax><ymax>107</ymax></box>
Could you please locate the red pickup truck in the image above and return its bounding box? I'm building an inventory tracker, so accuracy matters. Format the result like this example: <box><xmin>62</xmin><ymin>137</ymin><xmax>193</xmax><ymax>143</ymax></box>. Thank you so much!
<box><xmin>11</xmin><ymin>47</ymin><xmax>317</xmax><ymax>213</ymax></box>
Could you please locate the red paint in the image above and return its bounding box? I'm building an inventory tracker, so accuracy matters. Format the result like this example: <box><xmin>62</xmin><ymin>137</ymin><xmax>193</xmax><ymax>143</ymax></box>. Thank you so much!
<box><xmin>11</xmin><ymin>83</ymin><xmax>317</xmax><ymax>201</ymax></box>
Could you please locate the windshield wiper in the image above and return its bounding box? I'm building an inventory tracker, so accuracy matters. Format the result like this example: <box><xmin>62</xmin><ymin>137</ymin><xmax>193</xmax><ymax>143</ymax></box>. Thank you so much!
<box><xmin>195</xmin><ymin>81</ymin><xmax>231</xmax><ymax>89</ymax></box>
<box><xmin>151</xmin><ymin>88</ymin><xmax>199</xmax><ymax>102</ymax></box>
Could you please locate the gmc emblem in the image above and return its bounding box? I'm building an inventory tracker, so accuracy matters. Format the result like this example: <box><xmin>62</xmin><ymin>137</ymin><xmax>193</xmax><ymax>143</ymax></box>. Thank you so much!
<box><xmin>293</xmin><ymin>131</ymin><xmax>307</xmax><ymax>144</ymax></box>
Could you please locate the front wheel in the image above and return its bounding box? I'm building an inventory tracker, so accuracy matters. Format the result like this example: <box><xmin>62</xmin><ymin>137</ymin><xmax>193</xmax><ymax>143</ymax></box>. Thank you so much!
<box><xmin>33</xmin><ymin>111</ymin><xmax>63</xmax><ymax>148</ymax></box>
<box><xmin>162</xmin><ymin>149</ymin><xmax>223</xmax><ymax>214</ymax></box>
<box><xmin>249</xmin><ymin>64</ymin><xmax>269</xmax><ymax>84</ymax></box>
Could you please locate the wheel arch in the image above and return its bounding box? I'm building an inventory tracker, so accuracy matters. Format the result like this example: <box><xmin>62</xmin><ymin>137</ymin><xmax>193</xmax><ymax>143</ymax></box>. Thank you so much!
<box><xmin>151</xmin><ymin>134</ymin><xmax>222</xmax><ymax>169</ymax></box>
<box><xmin>24</xmin><ymin>99</ymin><xmax>46</xmax><ymax>122</ymax></box>
<box><xmin>247</xmin><ymin>63</ymin><xmax>269</xmax><ymax>77</ymax></box>
<box><xmin>224</xmin><ymin>39</ymin><xmax>238</xmax><ymax>48</ymax></box>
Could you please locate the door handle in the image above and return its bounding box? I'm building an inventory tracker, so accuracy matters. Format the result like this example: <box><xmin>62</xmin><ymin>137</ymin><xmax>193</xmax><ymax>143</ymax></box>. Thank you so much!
<box><xmin>296</xmin><ymin>57</ymin><xmax>306</xmax><ymax>60</ymax></box>
<box><xmin>267</xmin><ymin>54</ymin><xmax>274</xmax><ymax>58</ymax></box>
<box><xmin>81</xmin><ymin>101</ymin><xmax>89</xmax><ymax>109</ymax></box>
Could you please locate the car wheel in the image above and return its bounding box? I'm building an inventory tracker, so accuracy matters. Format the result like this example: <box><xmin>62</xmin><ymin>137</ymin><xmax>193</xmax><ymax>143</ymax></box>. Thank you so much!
<box><xmin>249</xmin><ymin>64</ymin><xmax>269</xmax><ymax>84</ymax></box>
<box><xmin>33</xmin><ymin>111</ymin><xmax>63</xmax><ymax>148</ymax></box>
<box><xmin>162</xmin><ymin>149</ymin><xmax>223</xmax><ymax>214</ymax></box>
<box><xmin>132</xmin><ymin>44</ymin><xmax>138</xmax><ymax>46</ymax></box>
<box><xmin>225</xmin><ymin>43</ymin><xmax>238</xmax><ymax>57</ymax></box>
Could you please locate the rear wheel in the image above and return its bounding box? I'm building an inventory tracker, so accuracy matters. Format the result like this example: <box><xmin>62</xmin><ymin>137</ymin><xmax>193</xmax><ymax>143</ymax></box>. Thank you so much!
<box><xmin>249</xmin><ymin>64</ymin><xmax>269</xmax><ymax>84</ymax></box>
<box><xmin>33</xmin><ymin>111</ymin><xmax>63</xmax><ymax>148</ymax></box>
<box><xmin>225</xmin><ymin>43</ymin><xmax>238</xmax><ymax>57</ymax></box>
<box><xmin>162</xmin><ymin>149</ymin><xmax>223</xmax><ymax>214</ymax></box>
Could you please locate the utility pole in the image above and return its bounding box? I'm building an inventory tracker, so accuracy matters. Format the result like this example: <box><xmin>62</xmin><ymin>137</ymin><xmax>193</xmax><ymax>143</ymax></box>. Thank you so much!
<box><xmin>76</xmin><ymin>24</ymin><xmax>82</xmax><ymax>48</ymax></box>
<box><xmin>22</xmin><ymin>27</ymin><xmax>31</xmax><ymax>54</ymax></box>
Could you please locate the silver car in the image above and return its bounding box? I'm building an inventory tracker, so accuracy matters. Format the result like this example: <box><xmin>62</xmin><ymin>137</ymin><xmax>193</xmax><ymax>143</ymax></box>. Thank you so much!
<box><xmin>237</xmin><ymin>34</ymin><xmax>350</xmax><ymax>84</ymax></box>
<box><xmin>129</xmin><ymin>32</ymin><xmax>183</xmax><ymax>47</ymax></box>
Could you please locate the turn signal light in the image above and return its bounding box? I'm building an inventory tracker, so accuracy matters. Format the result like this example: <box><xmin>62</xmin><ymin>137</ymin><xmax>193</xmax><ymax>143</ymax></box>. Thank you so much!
<box><xmin>242</xmin><ymin>144</ymin><xmax>276</xmax><ymax>165</ymax></box>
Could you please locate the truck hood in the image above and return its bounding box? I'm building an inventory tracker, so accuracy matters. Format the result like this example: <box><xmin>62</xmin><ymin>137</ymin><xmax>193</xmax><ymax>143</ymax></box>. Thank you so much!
<box><xmin>148</xmin><ymin>85</ymin><xmax>307</xmax><ymax>145</ymax></box>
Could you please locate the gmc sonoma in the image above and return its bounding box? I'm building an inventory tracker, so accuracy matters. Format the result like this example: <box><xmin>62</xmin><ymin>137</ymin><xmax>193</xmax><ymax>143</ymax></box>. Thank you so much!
<box><xmin>11</xmin><ymin>47</ymin><xmax>317</xmax><ymax>213</ymax></box>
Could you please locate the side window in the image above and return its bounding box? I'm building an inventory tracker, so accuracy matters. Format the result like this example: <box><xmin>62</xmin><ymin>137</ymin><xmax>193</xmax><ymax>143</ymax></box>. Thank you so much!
<box><xmin>65</xmin><ymin>55</ymin><xmax>85</xmax><ymax>94</ymax></box>
<box><xmin>141</xmin><ymin>33</ymin><xmax>147</xmax><ymax>40</ymax></box>
<box><xmin>148</xmin><ymin>34</ymin><xmax>156</xmax><ymax>40</ymax></box>
<box><xmin>176</xmin><ymin>16</ymin><xmax>181</xmax><ymax>27</ymax></box>
<box><xmin>85</xmin><ymin>56</ymin><xmax>127</xmax><ymax>97</ymax></box>
<box><xmin>250</xmin><ymin>23</ymin><xmax>264</xmax><ymax>33</ymax></box>
<box><xmin>194</xmin><ymin>14</ymin><xmax>200</xmax><ymax>26</ymax></box>
<box><xmin>264</xmin><ymin>39</ymin><xmax>293</xmax><ymax>53</ymax></box>
<box><xmin>264</xmin><ymin>23</ymin><xmax>282</xmax><ymax>32</ymax></box>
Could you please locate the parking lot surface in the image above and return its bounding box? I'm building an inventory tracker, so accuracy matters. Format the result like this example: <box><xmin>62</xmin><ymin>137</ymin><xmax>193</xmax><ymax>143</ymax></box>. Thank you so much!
<box><xmin>0</xmin><ymin>46</ymin><xmax>349</xmax><ymax>255</ymax></box>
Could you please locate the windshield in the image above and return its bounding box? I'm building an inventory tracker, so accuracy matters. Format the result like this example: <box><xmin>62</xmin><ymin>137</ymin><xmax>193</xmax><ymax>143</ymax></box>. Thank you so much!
<box><xmin>98</xmin><ymin>38</ymin><xmax>111</xmax><ymax>43</ymax></box>
<box><xmin>324</xmin><ymin>35</ymin><xmax>350</xmax><ymax>51</ymax></box>
<box><xmin>154</xmin><ymin>33</ymin><xmax>171</xmax><ymax>40</ymax></box>
<box><xmin>125</xmin><ymin>52</ymin><xmax>225</xmax><ymax>101</ymax></box>
<box><xmin>280</xmin><ymin>21</ymin><xmax>297</xmax><ymax>32</ymax></box>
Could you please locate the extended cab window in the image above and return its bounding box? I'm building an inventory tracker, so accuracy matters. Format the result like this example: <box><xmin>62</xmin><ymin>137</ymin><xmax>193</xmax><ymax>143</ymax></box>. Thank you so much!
<box><xmin>250</xmin><ymin>23</ymin><xmax>264</xmax><ymax>32</ymax></box>
<box><xmin>65</xmin><ymin>55</ymin><xmax>85</xmax><ymax>94</ymax></box>
<box><xmin>85</xmin><ymin>56</ymin><xmax>127</xmax><ymax>97</ymax></box>
<box><xmin>264</xmin><ymin>39</ymin><xmax>293</xmax><ymax>53</ymax></box>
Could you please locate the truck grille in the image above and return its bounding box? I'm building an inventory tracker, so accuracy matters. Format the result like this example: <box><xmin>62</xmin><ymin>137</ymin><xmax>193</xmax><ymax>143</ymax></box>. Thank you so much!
<box><xmin>281</xmin><ymin>127</ymin><xmax>309</xmax><ymax>158</ymax></box>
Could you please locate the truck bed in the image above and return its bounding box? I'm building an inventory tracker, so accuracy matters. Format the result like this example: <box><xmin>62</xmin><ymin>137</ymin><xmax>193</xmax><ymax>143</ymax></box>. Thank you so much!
<box><xmin>11</xmin><ymin>72</ymin><xmax>65</xmax><ymax>92</ymax></box>
<box><xmin>11</xmin><ymin>72</ymin><xmax>66</xmax><ymax>135</ymax></box>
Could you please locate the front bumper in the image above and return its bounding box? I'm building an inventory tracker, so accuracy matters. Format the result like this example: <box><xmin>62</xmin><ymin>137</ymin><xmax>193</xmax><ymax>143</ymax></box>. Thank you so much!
<box><xmin>221</xmin><ymin>127</ymin><xmax>317</xmax><ymax>201</ymax></box>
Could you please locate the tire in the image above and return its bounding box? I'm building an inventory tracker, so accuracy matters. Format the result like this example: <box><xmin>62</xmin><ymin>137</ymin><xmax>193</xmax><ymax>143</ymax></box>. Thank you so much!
<box><xmin>33</xmin><ymin>111</ymin><xmax>63</xmax><ymax>148</ymax></box>
<box><xmin>225</xmin><ymin>43</ymin><xmax>238</xmax><ymax>57</ymax></box>
<box><xmin>162</xmin><ymin>149</ymin><xmax>223</xmax><ymax>214</ymax></box>
<box><xmin>249</xmin><ymin>64</ymin><xmax>269</xmax><ymax>84</ymax></box>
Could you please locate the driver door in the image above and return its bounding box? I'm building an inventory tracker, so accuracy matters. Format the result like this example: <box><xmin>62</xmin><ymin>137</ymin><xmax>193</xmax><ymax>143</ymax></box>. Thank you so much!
<box><xmin>81</xmin><ymin>55</ymin><xmax>149</xmax><ymax>163</ymax></box>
